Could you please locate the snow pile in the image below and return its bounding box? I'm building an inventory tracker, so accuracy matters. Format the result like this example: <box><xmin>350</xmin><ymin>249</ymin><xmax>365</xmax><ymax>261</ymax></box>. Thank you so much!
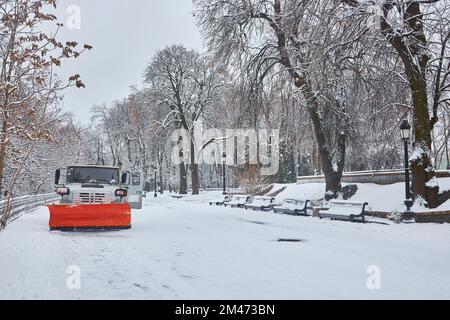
<box><xmin>409</xmin><ymin>146</ymin><xmax>424</xmax><ymax>163</ymax></box>
<box><xmin>274</xmin><ymin>183</ymin><xmax>325</xmax><ymax>202</ymax></box>
<box><xmin>280</xmin><ymin>199</ymin><xmax>308</xmax><ymax>211</ymax></box>
<box><xmin>426</xmin><ymin>178</ymin><xmax>439</xmax><ymax>189</ymax></box>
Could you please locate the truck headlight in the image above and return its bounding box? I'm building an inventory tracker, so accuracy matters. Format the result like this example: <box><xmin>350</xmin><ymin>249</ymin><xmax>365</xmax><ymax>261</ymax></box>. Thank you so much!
<box><xmin>57</xmin><ymin>187</ymin><xmax>70</xmax><ymax>195</ymax></box>
<box><xmin>115</xmin><ymin>189</ymin><xmax>128</xmax><ymax>197</ymax></box>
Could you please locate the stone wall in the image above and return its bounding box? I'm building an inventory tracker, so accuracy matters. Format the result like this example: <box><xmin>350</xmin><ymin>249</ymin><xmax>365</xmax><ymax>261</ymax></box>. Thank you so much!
<box><xmin>297</xmin><ymin>170</ymin><xmax>450</xmax><ymax>186</ymax></box>
<box><xmin>415</xmin><ymin>211</ymin><xmax>450</xmax><ymax>224</ymax></box>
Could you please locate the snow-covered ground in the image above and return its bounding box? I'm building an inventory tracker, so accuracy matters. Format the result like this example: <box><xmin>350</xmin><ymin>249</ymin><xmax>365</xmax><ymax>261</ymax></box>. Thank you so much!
<box><xmin>0</xmin><ymin>191</ymin><xmax>449</xmax><ymax>300</ymax></box>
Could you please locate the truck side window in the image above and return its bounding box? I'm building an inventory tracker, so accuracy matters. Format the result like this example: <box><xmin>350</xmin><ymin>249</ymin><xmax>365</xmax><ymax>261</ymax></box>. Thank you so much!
<box><xmin>131</xmin><ymin>173</ymin><xmax>140</xmax><ymax>186</ymax></box>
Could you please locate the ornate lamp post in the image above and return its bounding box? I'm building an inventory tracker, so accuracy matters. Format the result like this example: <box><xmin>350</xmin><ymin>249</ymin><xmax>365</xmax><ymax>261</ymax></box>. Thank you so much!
<box><xmin>400</xmin><ymin>119</ymin><xmax>414</xmax><ymax>220</ymax></box>
<box><xmin>222</xmin><ymin>152</ymin><xmax>227</xmax><ymax>195</ymax></box>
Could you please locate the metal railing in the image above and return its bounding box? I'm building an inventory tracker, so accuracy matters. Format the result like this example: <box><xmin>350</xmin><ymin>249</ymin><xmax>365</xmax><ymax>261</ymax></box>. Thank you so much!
<box><xmin>0</xmin><ymin>193</ymin><xmax>60</xmax><ymax>224</ymax></box>
<box><xmin>184</xmin><ymin>187</ymin><xmax>242</xmax><ymax>193</ymax></box>
<box><xmin>297</xmin><ymin>169</ymin><xmax>450</xmax><ymax>185</ymax></box>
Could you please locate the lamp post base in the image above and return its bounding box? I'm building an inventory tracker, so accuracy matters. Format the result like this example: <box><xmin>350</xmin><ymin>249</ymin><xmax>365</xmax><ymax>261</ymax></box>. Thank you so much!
<box><xmin>402</xmin><ymin>199</ymin><xmax>415</xmax><ymax>222</ymax></box>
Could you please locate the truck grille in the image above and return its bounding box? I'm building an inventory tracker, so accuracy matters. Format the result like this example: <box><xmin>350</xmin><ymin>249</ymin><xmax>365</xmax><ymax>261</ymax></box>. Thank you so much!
<box><xmin>73</xmin><ymin>192</ymin><xmax>113</xmax><ymax>204</ymax></box>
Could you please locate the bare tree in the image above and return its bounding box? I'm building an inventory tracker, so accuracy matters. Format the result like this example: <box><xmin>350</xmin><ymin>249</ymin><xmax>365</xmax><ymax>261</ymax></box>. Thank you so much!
<box><xmin>194</xmin><ymin>0</ymin><xmax>376</xmax><ymax>198</ymax></box>
<box><xmin>341</xmin><ymin>0</ymin><xmax>450</xmax><ymax>207</ymax></box>
<box><xmin>0</xmin><ymin>0</ymin><xmax>91</xmax><ymax>229</ymax></box>
<box><xmin>145</xmin><ymin>45</ymin><xmax>222</xmax><ymax>195</ymax></box>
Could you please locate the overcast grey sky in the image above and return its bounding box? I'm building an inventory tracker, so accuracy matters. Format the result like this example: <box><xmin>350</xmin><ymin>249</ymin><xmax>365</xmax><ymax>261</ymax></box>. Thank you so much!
<box><xmin>53</xmin><ymin>0</ymin><xmax>203</xmax><ymax>124</ymax></box>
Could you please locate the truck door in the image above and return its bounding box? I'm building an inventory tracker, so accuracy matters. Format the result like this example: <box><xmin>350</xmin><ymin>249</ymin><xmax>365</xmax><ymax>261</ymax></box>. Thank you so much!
<box><xmin>127</xmin><ymin>171</ymin><xmax>144</xmax><ymax>209</ymax></box>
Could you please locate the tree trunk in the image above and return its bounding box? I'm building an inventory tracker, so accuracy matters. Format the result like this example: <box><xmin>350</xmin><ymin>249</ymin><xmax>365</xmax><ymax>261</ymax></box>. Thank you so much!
<box><xmin>179</xmin><ymin>161</ymin><xmax>187</xmax><ymax>194</ymax></box>
<box><xmin>270</xmin><ymin>0</ymin><xmax>346</xmax><ymax>200</ymax></box>
<box><xmin>392</xmin><ymin>5</ymin><xmax>439</xmax><ymax>208</ymax></box>
<box><xmin>159</xmin><ymin>167</ymin><xmax>164</xmax><ymax>194</ymax></box>
<box><xmin>0</xmin><ymin>116</ymin><xmax>8</xmax><ymax>200</ymax></box>
<box><xmin>0</xmin><ymin>195</ymin><xmax>12</xmax><ymax>230</ymax></box>
<box><xmin>191</xmin><ymin>163</ymin><xmax>200</xmax><ymax>195</ymax></box>
<box><xmin>294</xmin><ymin>78</ymin><xmax>347</xmax><ymax>199</ymax></box>
<box><xmin>190</xmin><ymin>139</ymin><xmax>200</xmax><ymax>195</ymax></box>
<box><xmin>409</xmin><ymin>76</ymin><xmax>439</xmax><ymax>207</ymax></box>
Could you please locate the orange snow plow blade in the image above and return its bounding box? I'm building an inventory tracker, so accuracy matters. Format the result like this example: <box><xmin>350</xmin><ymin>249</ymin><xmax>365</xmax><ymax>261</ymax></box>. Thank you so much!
<box><xmin>48</xmin><ymin>203</ymin><xmax>131</xmax><ymax>231</ymax></box>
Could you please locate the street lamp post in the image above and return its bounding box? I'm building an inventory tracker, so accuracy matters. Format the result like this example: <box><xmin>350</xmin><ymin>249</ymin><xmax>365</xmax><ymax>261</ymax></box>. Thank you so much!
<box><xmin>222</xmin><ymin>152</ymin><xmax>227</xmax><ymax>195</ymax></box>
<box><xmin>400</xmin><ymin>119</ymin><xmax>414</xmax><ymax>220</ymax></box>
<box><xmin>154</xmin><ymin>167</ymin><xmax>158</xmax><ymax>198</ymax></box>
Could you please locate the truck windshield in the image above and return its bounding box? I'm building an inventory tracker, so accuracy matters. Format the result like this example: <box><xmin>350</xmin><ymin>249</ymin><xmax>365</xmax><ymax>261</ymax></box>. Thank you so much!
<box><xmin>66</xmin><ymin>167</ymin><xmax>119</xmax><ymax>185</ymax></box>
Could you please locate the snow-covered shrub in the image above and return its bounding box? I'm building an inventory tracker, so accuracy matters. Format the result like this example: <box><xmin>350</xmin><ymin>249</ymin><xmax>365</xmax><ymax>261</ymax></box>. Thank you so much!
<box><xmin>234</xmin><ymin>165</ymin><xmax>272</xmax><ymax>195</ymax></box>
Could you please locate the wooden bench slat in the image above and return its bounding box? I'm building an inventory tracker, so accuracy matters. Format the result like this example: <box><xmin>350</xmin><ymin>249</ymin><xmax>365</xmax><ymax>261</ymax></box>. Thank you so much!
<box><xmin>244</xmin><ymin>196</ymin><xmax>275</xmax><ymax>211</ymax></box>
<box><xmin>225</xmin><ymin>195</ymin><xmax>251</xmax><ymax>208</ymax></box>
<box><xmin>319</xmin><ymin>201</ymin><xmax>368</xmax><ymax>223</ymax></box>
<box><xmin>273</xmin><ymin>199</ymin><xmax>310</xmax><ymax>216</ymax></box>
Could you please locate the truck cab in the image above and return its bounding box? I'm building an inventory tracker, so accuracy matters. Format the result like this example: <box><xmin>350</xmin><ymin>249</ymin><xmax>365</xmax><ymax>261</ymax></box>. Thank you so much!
<box><xmin>55</xmin><ymin>165</ymin><xmax>142</xmax><ymax>208</ymax></box>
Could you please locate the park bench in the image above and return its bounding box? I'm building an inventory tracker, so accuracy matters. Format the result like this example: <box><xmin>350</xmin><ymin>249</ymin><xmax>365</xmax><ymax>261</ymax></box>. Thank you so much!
<box><xmin>244</xmin><ymin>196</ymin><xmax>276</xmax><ymax>211</ymax></box>
<box><xmin>273</xmin><ymin>199</ymin><xmax>310</xmax><ymax>216</ymax></box>
<box><xmin>224</xmin><ymin>195</ymin><xmax>252</xmax><ymax>208</ymax></box>
<box><xmin>209</xmin><ymin>195</ymin><xmax>232</xmax><ymax>206</ymax></box>
<box><xmin>318</xmin><ymin>200</ymin><xmax>369</xmax><ymax>223</ymax></box>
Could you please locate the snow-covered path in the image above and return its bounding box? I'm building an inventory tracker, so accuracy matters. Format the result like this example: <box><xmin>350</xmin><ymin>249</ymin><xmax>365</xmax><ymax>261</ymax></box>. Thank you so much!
<box><xmin>1</xmin><ymin>192</ymin><xmax>449</xmax><ymax>300</ymax></box>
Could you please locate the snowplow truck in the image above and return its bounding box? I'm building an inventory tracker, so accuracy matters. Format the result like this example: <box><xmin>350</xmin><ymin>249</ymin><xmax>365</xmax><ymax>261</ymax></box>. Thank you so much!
<box><xmin>48</xmin><ymin>165</ymin><xmax>143</xmax><ymax>231</ymax></box>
